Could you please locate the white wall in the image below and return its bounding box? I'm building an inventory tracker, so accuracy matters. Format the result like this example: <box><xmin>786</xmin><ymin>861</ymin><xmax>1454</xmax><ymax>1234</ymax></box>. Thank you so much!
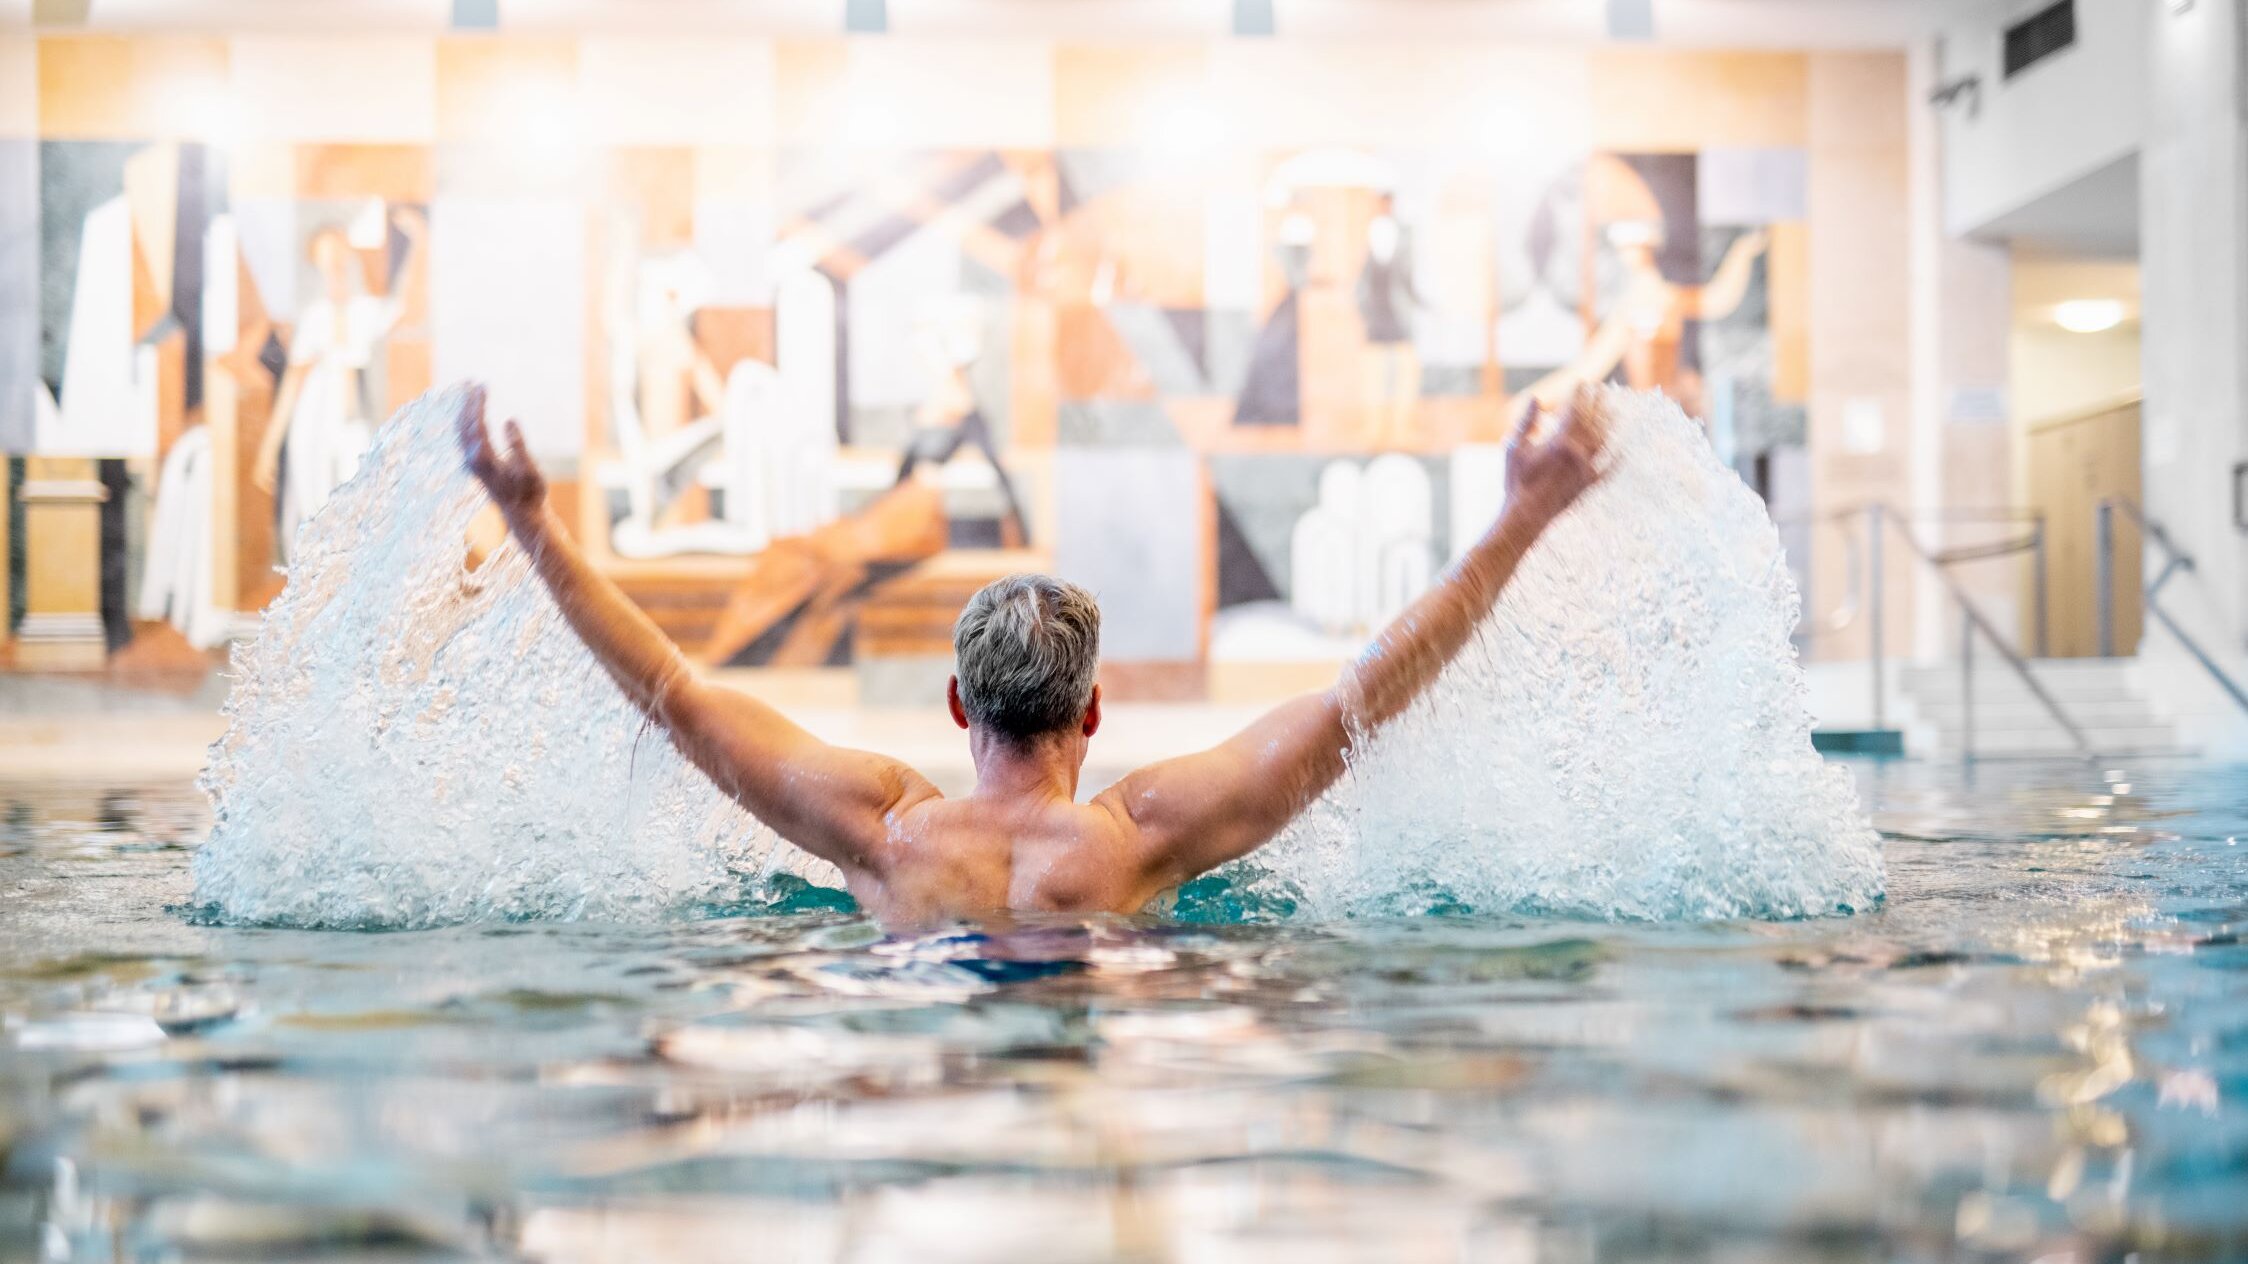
<box><xmin>2136</xmin><ymin>0</ymin><xmax>2248</xmax><ymax>757</ymax></box>
<box><xmin>2009</xmin><ymin>323</ymin><xmax>2140</xmax><ymax>426</ymax></box>
<box><xmin>1938</xmin><ymin>0</ymin><xmax>2147</xmax><ymax>238</ymax></box>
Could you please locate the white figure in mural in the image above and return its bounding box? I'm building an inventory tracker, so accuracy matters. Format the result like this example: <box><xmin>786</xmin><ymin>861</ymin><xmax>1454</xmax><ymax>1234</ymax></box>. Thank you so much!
<box><xmin>603</xmin><ymin>248</ymin><xmax>746</xmax><ymax>558</ymax></box>
<box><xmin>600</xmin><ymin>237</ymin><xmax>840</xmax><ymax>559</ymax></box>
<box><xmin>1289</xmin><ymin>456</ymin><xmax>1436</xmax><ymax>636</ymax></box>
<box><xmin>1362</xmin><ymin>453</ymin><xmax>1434</xmax><ymax>627</ymax></box>
<box><xmin>41</xmin><ymin>195</ymin><xmax>159</xmax><ymax>456</ymax></box>
<box><xmin>1291</xmin><ymin>462</ymin><xmax>1362</xmax><ymax>636</ymax></box>
<box><xmin>773</xmin><ymin>243</ymin><xmax>839</xmax><ymax>464</ymax></box>
<box><xmin>136</xmin><ymin>424</ymin><xmax>227</xmax><ymax>649</ymax></box>
<box><xmin>253</xmin><ymin>206</ymin><xmax>423</xmax><ymax>558</ymax></box>
<box><xmin>714</xmin><ymin>357</ymin><xmax>837</xmax><ymax>547</ymax></box>
<box><xmin>1358</xmin><ymin>196</ymin><xmax>1423</xmax><ymax>443</ymax></box>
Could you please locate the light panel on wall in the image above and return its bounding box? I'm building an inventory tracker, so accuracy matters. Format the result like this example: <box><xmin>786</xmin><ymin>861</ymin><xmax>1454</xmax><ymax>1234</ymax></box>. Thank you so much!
<box><xmin>845</xmin><ymin>0</ymin><xmax>887</xmax><ymax>34</ymax></box>
<box><xmin>1233</xmin><ymin>0</ymin><xmax>1275</xmax><ymax>37</ymax></box>
<box><xmin>2053</xmin><ymin>299</ymin><xmax>2125</xmax><ymax>333</ymax></box>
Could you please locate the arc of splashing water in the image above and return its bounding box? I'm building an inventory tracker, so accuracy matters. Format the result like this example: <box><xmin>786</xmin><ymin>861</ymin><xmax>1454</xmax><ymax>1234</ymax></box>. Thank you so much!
<box><xmin>192</xmin><ymin>384</ymin><xmax>1881</xmax><ymax>928</ymax></box>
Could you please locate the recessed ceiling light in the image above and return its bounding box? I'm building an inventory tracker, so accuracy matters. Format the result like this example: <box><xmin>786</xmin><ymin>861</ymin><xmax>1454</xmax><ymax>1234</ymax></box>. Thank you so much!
<box><xmin>2054</xmin><ymin>299</ymin><xmax>2125</xmax><ymax>333</ymax></box>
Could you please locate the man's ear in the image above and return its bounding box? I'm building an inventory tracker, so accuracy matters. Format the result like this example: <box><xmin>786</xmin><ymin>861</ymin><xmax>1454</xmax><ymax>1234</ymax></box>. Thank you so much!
<box><xmin>946</xmin><ymin>676</ymin><xmax>971</xmax><ymax>730</ymax></box>
<box><xmin>1082</xmin><ymin>684</ymin><xmax>1102</xmax><ymax>738</ymax></box>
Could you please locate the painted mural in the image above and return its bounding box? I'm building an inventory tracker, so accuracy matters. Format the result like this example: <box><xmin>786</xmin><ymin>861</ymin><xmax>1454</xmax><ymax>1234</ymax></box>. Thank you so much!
<box><xmin>2</xmin><ymin>36</ymin><xmax>1857</xmax><ymax>690</ymax></box>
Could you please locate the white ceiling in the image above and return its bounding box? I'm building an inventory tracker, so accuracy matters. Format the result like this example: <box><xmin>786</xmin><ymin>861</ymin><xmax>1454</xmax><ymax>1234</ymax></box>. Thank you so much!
<box><xmin>1978</xmin><ymin>152</ymin><xmax>2141</xmax><ymax>261</ymax></box>
<box><xmin>9</xmin><ymin>0</ymin><xmax>1954</xmax><ymax>47</ymax></box>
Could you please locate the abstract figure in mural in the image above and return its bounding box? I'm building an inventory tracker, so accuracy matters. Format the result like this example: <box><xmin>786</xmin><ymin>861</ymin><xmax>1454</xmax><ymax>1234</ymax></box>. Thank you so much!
<box><xmin>1357</xmin><ymin>192</ymin><xmax>1424</xmax><ymax>445</ymax></box>
<box><xmin>893</xmin><ymin>299</ymin><xmax>1030</xmax><ymax>550</ymax></box>
<box><xmin>599</xmin><ymin>248</ymin><xmax>749</xmax><ymax>558</ymax></box>
<box><xmin>253</xmin><ymin>203</ymin><xmax>424</xmax><ymax>559</ymax></box>
<box><xmin>696</xmin><ymin>480</ymin><xmax>949</xmax><ymax>667</ymax></box>
<box><xmin>1515</xmin><ymin>155</ymin><xmax>1767</xmax><ymax>421</ymax></box>
<box><xmin>1233</xmin><ymin>209</ymin><xmax>1314</xmax><ymax>428</ymax></box>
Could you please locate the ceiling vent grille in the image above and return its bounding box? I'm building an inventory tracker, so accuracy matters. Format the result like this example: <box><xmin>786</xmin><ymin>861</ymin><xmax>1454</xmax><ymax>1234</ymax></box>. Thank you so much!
<box><xmin>2003</xmin><ymin>1</ymin><xmax>2076</xmax><ymax>80</ymax></box>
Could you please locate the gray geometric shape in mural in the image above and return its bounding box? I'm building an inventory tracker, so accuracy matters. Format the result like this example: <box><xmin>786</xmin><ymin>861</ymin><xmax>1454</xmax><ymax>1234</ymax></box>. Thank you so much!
<box><xmin>38</xmin><ymin>140</ymin><xmax>136</xmax><ymax>396</ymax></box>
<box><xmin>0</xmin><ymin>140</ymin><xmax>37</xmax><ymax>452</ymax></box>
<box><xmin>1056</xmin><ymin>399</ymin><xmax>1184</xmax><ymax>448</ymax></box>
<box><xmin>1203</xmin><ymin>308</ymin><xmax>1255</xmax><ymax>398</ymax></box>
<box><xmin>1419</xmin><ymin>364</ymin><xmax>1482</xmax><ymax>399</ymax></box>
<box><xmin>1207</xmin><ymin>453</ymin><xmax>1327</xmax><ymax>605</ymax></box>
<box><xmin>1055</xmin><ymin>149</ymin><xmax>1147</xmax><ymax>217</ymax></box>
<box><xmin>1054</xmin><ymin>447</ymin><xmax>1201</xmax><ymax>661</ymax></box>
<box><xmin>1697</xmin><ymin>147</ymin><xmax>1808</xmax><ymax>227</ymax></box>
<box><xmin>1102</xmin><ymin>302</ymin><xmax>1207</xmax><ymax>395</ymax></box>
<box><xmin>1700</xmin><ymin>224</ymin><xmax>1771</xmax><ymax>326</ymax></box>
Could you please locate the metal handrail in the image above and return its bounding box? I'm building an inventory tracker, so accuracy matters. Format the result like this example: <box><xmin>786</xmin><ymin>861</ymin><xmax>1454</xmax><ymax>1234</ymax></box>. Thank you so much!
<box><xmin>2098</xmin><ymin>496</ymin><xmax>2248</xmax><ymax>718</ymax></box>
<box><xmin>1876</xmin><ymin>506</ymin><xmax>2090</xmax><ymax>758</ymax></box>
<box><xmin>1774</xmin><ymin>502</ymin><xmax>2076</xmax><ymax>755</ymax></box>
<box><xmin>1777</xmin><ymin>506</ymin><xmax>2049</xmax><ymax>654</ymax></box>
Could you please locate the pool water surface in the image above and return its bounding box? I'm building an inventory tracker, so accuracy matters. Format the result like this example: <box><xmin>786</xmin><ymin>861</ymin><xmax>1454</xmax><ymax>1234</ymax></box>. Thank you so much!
<box><xmin>1</xmin><ymin>759</ymin><xmax>2244</xmax><ymax>1262</ymax></box>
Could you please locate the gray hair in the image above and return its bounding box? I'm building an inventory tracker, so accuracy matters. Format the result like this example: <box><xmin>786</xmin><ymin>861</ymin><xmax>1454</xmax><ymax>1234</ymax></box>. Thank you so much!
<box><xmin>952</xmin><ymin>574</ymin><xmax>1102</xmax><ymax>740</ymax></box>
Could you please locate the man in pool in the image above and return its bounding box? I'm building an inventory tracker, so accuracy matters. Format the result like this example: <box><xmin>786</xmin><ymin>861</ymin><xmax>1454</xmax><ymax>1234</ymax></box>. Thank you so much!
<box><xmin>458</xmin><ymin>383</ymin><xmax>1607</xmax><ymax>926</ymax></box>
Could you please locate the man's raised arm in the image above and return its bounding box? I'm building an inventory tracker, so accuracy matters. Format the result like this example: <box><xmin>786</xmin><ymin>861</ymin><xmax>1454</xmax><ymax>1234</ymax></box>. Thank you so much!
<box><xmin>1096</xmin><ymin>386</ymin><xmax>1611</xmax><ymax>901</ymax></box>
<box><xmin>455</xmin><ymin>386</ymin><xmax>934</xmax><ymax>878</ymax></box>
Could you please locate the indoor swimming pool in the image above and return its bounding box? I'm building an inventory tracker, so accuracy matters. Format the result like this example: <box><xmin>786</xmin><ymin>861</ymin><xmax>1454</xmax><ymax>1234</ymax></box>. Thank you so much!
<box><xmin>1</xmin><ymin>758</ymin><xmax>2243</xmax><ymax>1262</ymax></box>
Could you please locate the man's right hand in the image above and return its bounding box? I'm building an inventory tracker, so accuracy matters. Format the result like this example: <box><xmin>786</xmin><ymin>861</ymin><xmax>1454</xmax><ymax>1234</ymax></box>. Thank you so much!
<box><xmin>1504</xmin><ymin>383</ymin><xmax>1610</xmax><ymax>530</ymax></box>
<box><xmin>456</xmin><ymin>384</ymin><xmax>547</xmax><ymax>520</ymax></box>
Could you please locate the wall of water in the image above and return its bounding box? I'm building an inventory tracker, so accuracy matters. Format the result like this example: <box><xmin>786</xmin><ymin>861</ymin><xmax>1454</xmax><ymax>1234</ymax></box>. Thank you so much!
<box><xmin>191</xmin><ymin>385</ymin><xmax>797</xmax><ymax>928</ymax></box>
<box><xmin>1257</xmin><ymin>389</ymin><xmax>1885</xmax><ymax>920</ymax></box>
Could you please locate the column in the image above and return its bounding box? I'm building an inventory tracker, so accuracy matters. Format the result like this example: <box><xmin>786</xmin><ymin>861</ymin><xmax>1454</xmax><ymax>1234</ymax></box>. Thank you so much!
<box><xmin>2138</xmin><ymin>0</ymin><xmax>2248</xmax><ymax>751</ymax></box>
<box><xmin>15</xmin><ymin>457</ymin><xmax>108</xmax><ymax>671</ymax></box>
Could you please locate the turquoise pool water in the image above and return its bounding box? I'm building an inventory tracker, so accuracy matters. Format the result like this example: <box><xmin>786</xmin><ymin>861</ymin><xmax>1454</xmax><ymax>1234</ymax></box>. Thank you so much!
<box><xmin>2</xmin><ymin>758</ymin><xmax>2244</xmax><ymax>1262</ymax></box>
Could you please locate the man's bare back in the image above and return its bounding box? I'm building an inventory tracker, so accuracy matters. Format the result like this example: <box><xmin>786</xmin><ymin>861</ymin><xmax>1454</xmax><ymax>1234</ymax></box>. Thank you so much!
<box><xmin>459</xmin><ymin>384</ymin><xmax>1607</xmax><ymax>928</ymax></box>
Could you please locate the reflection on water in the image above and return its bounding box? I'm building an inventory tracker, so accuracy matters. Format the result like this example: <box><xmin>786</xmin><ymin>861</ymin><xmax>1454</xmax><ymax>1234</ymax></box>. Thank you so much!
<box><xmin>2</xmin><ymin>760</ymin><xmax>2245</xmax><ymax>1262</ymax></box>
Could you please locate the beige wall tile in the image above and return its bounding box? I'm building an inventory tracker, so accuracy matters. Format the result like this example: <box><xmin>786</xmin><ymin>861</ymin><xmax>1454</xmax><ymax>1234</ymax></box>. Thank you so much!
<box><xmin>40</xmin><ymin>35</ymin><xmax>231</xmax><ymax>141</ymax></box>
<box><xmin>1588</xmin><ymin>50</ymin><xmax>1806</xmax><ymax>152</ymax></box>
<box><xmin>295</xmin><ymin>143</ymin><xmax>434</xmax><ymax>201</ymax></box>
<box><xmin>1052</xmin><ymin>43</ymin><xmax>1206</xmax><ymax>149</ymax></box>
<box><xmin>580</xmin><ymin>36</ymin><xmax>774</xmax><ymax>148</ymax></box>
<box><xmin>1808</xmin><ymin>51</ymin><xmax>1907</xmax><ymax>153</ymax></box>
<box><xmin>230</xmin><ymin>36</ymin><xmax>436</xmax><ymax>144</ymax></box>
<box><xmin>0</xmin><ymin>36</ymin><xmax>34</xmax><ymax>138</ymax></box>
<box><xmin>778</xmin><ymin>37</ymin><xmax>1053</xmax><ymax>150</ymax></box>
<box><xmin>1207</xmin><ymin>43</ymin><xmax>1589</xmax><ymax>154</ymax></box>
<box><xmin>434</xmin><ymin>36</ymin><xmax>578</xmax><ymax>148</ymax></box>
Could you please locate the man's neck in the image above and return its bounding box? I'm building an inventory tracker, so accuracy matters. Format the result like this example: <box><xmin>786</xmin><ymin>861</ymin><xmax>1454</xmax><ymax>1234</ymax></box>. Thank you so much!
<box><xmin>967</xmin><ymin>729</ymin><xmax>1083</xmax><ymax>805</ymax></box>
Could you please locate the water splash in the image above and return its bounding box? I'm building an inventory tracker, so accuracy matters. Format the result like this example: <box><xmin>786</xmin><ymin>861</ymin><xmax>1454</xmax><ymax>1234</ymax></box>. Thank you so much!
<box><xmin>1251</xmin><ymin>387</ymin><xmax>1883</xmax><ymax>920</ymax></box>
<box><xmin>193</xmin><ymin>384</ymin><xmax>1879</xmax><ymax>928</ymax></box>
<box><xmin>192</xmin><ymin>385</ymin><xmax>807</xmax><ymax>928</ymax></box>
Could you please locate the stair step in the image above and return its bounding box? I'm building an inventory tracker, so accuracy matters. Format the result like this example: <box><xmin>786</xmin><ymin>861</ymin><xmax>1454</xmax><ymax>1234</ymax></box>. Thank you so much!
<box><xmin>1923</xmin><ymin>726</ymin><xmax>2180</xmax><ymax>754</ymax></box>
<box><xmin>1911</xmin><ymin>698</ymin><xmax>2161</xmax><ymax>726</ymax></box>
<box><xmin>1908</xmin><ymin>676</ymin><xmax>2149</xmax><ymax>698</ymax></box>
<box><xmin>1926</xmin><ymin>722</ymin><xmax>2176</xmax><ymax>741</ymax></box>
<box><xmin>1901</xmin><ymin>660</ymin><xmax>2142</xmax><ymax>698</ymax></box>
<box><xmin>1897</xmin><ymin>656</ymin><xmax>2196</xmax><ymax>757</ymax></box>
